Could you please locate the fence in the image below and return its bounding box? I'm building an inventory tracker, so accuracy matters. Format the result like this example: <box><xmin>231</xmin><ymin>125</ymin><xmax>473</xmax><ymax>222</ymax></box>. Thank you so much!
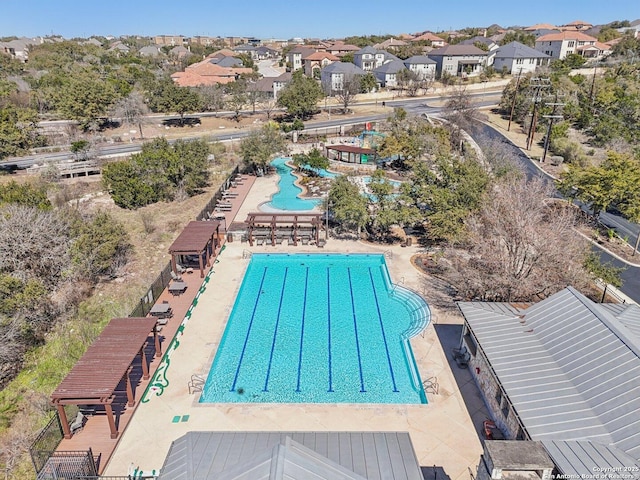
<box><xmin>35</xmin><ymin>450</ymin><xmax>97</xmax><ymax>479</ymax></box>
<box><xmin>30</xmin><ymin>412</ymin><xmax>66</xmax><ymax>474</ymax></box>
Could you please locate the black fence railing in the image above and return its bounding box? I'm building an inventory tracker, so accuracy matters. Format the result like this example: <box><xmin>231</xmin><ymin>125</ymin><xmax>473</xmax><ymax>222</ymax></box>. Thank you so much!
<box><xmin>30</xmin><ymin>411</ymin><xmax>67</xmax><ymax>474</ymax></box>
<box><xmin>34</xmin><ymin>449</ymin><xmax>97</xmax><ymax>479</ymax></box>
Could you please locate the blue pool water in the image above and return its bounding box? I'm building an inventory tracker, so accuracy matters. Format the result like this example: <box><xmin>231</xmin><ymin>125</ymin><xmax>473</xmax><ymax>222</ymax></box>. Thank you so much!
<box><xmin>200</xmin><ymin>254</ymin><xmax>430</xmax><ymax>404</ymax></box>
<box><xmin>264</xmin><ymin>157</ymin><xmax>400</xmax><ymax>211</ymax></box>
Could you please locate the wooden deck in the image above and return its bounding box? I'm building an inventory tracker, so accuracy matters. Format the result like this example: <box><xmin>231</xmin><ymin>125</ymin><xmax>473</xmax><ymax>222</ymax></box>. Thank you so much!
<box><xmin>54</xmin><ymin>174</ymin><xmax>256</xmax><ymax>473</ymax></box>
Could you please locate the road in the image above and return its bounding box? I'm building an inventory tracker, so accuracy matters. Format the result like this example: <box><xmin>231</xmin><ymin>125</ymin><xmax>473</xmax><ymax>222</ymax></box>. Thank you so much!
<box><xmin>4</xmin><ymin>89</ymin><xmax>637</xmax><ymax>302</ymax></box>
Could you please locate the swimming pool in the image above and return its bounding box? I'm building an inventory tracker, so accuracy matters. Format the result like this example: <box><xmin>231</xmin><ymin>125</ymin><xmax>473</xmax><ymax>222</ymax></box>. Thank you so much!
<box><xmin>200</xmin><ymin>254</ymin><xmax>430</xmax><ymax>404</ymax></box>
<box><xmin>263</xmin><ymin>157</ymin><xmax>323</xmax><ymax>211</ymax></box>
<box><xmin>264</xmin><ymin>158</ymin><xmax>401</xmax><ymax>212</ymax></box>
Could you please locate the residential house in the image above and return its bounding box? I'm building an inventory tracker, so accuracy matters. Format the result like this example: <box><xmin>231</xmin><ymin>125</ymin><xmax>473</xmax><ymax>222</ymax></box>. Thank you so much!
<box><xmin>403</xmin><ymin>55</ymin><xmax>437</xmax><ymax>79</ymax></box>
<box><xmin>535</xmin><ymin>31</ymin><xmax>598</xmax><ymax>59</ymax></box>
<box><xmin>139</xmin><ymin>45</ymin><xmax>163</xmax><ymax>57</ymax></box>
<box><xmin>523</xmin><ymin>23</ymin><xmax>558</xmax><ymax>32</ymax></box>
<box><xmin>190</xmin><ymin>36</ymin><xmax>219</xmax><ymax>47</ymax></box>
<box><xmin>457</xmin><ymin>286</ymin><xmax>640</xmax><ymax>473</ymax></box>
<box><xmin>211</xmin><ymin>56</ymin><xmax>244</xmax><ymax>68</ymax></box>
<box><xmin>154</xmin><ymin>35</ymin><xmax>185</xmax><ymax>46</ymax></box>
<box><xmin>490</xmin><ymin>41</ymin><xmax>550</xmax><ymax>74</ymax></box>
<box><xmin>373</xmin><ymin>37</ymin><xmax>408</xmax><ymax>52</ymax></box>
<box><xmin>253</xmin><ymin>71</ymin><xmax>291</xmax><ymax>99</ymax></box>
<box><xmin>576</xmin><ymin>41</ymin><xmax>612</xmax><ymax>59</ymax></box>
<box><xmin>428</xmin><ymin>44</ymin><xmax>487</xmax><ymax>77</ymax></box>
<box><xmin>303</xmin><ymin>51</ymin><xmax>339</xmax><ymax>78</ymax></box>
<box><xmin>460</xmin><ymin>36</ymin><xmax>499</xmax><ymax>51</ymax></box>
<box><xmin>84</xmin><ymin>38</ymin><xmax>102</xmax><ymax>47</ymax></box>
<box><xmin>253</xmin><ymin>46</ymin><xmax>278</xmax><ymax>60</ymax></box>
<box><xmin>233</xmin><ymin>44</ymin><xmax>256</xmax><ymax>57</ymax></box>
<box><xmin>617</xmin><ymin>19</ymin><xmax>640</xmax><ymax>39</ymax></box>
<box><xmin>324</xmin><ymin>41</ymin><xmax>361</xmax><ymax>58</ymax></box>
<box><xmin>559</xmin><ymin>20</ymin><xmax>593</xmax><ymax>32</ymax></box>
<box><xmin>286</xmin><ymin>45</ymin><xmax>316</xmax><ymax>72</ymax></box>
<box><xmin>207</xmin><ymin>49</ymin><xmax>237</xmax><ymax>59</ymax></box>
<box><xmin>353</xmin><ymin>46</ymin><xmax>397</xmax><ymax>71</ymax></box>
<box><xmin>0</xmin><ymin>37</ymin><xmax>38</xmax><ymax>61</ymax></box>
<box><xmin>222</xmin><ymin>37</ymin><xmax>249</xmax><ymax>47</ymax></box>
<box><xmin>320</xmin><ymin>62</ymin><xmax>366</xmax><ymax>93</ymax></box>
<box><xmin>411</xmin><ymin>31</ymin><xmax>447</xmax><ymax>47</ymax></box>
<box><xmin>171</xmin><ymin>57</ymin><xmax>253</xmax><ymax>87</ymax></box>
<box><xmin>169</xmin><ymin>45</ymin><xmax>190</xmax><ymax>59</ymax></box>
<box><xmin>373</xmin><ymin>59</ymin><xmax>406</xmax><ymax>87</ymax></box>
<box><xmin>107</xmin><ymin>41</ymin><xmax>130</xmax><ymax>54</ymax></box>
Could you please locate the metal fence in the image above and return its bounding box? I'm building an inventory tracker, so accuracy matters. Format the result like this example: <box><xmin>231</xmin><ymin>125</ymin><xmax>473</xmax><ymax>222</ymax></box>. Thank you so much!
<box><xmin>35</xmin><ymin>450</ymin><xmax>98</xmax><ymax>479</ymax></box>
<box><xmin>30</xmin><ymin>412</ymin><xmax>67</xmax><ymax>474</ymax></box>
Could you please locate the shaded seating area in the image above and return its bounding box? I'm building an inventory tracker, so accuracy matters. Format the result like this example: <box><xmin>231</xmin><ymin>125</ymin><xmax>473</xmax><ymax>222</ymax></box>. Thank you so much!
<box><xmin>168</xmin><ymin>220</ymin><xmax>221</xmax><ymax>278</ymax></box>
<box><xmin>325</xmin><ymin>144</ymin><xmax>377</xmax><ymax>164</ymax></box>
<box><xmin>50</xmin><ymin>318</ymin><xmax>160</xmax><ymax>440</ymax></box>
<box><xmin>244</xmin><ymin>213</ymin><xmax>324</xmax><ymax>247</ymax></box>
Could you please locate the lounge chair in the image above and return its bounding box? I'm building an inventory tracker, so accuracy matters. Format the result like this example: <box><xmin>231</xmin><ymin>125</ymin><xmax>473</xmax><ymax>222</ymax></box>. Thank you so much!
<box><xmin>453</xmin><ymin>347</ymin><xmax>470</xmax><ymax>368</ymax></box>
<box><xmin>317</xmin><ymin>238</ymin><xmax>326</xmax><ymax>248</ymax></box>
<box><xmin>170</xmin><ymin>271</ymin><xmax>183</xmax><ymax>282</ymax></box>
<box><xmin>177</xmin><ymin>263</ymin><xmax>193</xmax><ymax>274</ymax></box>
<box><xmin>301</xmin><ymin>236</ymin><xmax>310</xmax><ymax>246</ymax></box>
<box><xmin>70</xmin><ymin>411</ymin><xmax>86</xmax><ymax>435</ymax></box>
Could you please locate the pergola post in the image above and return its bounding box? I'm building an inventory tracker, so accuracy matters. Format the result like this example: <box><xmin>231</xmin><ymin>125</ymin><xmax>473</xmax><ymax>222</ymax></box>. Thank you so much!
<box><xmin>198</xmin><ymin>254</ymin><xmax>204</xmax><ymax>278</ymax></box>
<box><xmin>171</xmin><ymin>255</ymin><xmax>177</xmax><ymax>274</ymax></box>
<box><xmin>125</xmin><ymin>367</ymin><xmax>134</xmax><ymax>407</ymax></box>
<box><xmin>105</xmin><ymin>403</ymin><xmax>118</xmax><ymax>439</ymax></box>
<box><xmin>140</xmin><ymin>346</ymin><xmax>150</xmax><ymax>380</ymax></box>
<box><xmin>154</xmin><ymin>328</ymin><xmax>162</xmax><ymax>357</ymax></box>
<box><xmin>57</xmin><ymin>404</ymin><xmax>72</xmax><ymax>439</ymax></box>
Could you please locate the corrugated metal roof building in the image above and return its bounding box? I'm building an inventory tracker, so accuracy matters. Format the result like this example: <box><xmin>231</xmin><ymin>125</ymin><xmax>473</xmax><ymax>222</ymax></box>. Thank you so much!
<box><xmin>457</xmin><ymin>287</ymin><xmax>640</xmax><ymax>474</ymax></box>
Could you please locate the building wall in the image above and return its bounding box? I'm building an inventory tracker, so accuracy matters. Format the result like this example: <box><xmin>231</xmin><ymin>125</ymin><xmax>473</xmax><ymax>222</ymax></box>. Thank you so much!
<box><xmin>407</xmin><ymin>63</ymin><xmax>436</xmax><ymax>78</ymax></box>
<box><xmin>462</xmin><ymin>323</ymin><xmax>526</xmax><ymax>439</ymax></box>
<box><xmin>493</xmin><ymin>57</ymin><xmax>538</xmax><ymax>74</ymax></box>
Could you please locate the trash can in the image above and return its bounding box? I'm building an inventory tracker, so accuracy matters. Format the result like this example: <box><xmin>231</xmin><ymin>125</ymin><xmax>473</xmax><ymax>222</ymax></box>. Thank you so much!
<box><xmin>227</xmin><ymin>233</ymin><xmax>233</xmax><ymax>242</ymax></box>
<box><xmin>405</xmin><ymin>237</ymin><xmax>412</xmax><ymax>247</ymax></box>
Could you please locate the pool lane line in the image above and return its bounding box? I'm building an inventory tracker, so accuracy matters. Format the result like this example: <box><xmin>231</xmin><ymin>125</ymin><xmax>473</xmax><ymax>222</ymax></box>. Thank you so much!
<box><xmin>295</xmin><ymin>267</ymin><xmax>309</xmax><ymax>392</ymax></box>
<box><xmin>347</xmin><ymin>268</ymin><xmax>366</xmax><ymax>393</ymax></box>
<box><xmin>327</xmin><ymin>267</ymin><xmax>333</xmax><ymax>393</ymax></box>
<box><xmin>263</xmin><ymin>267</ymin><xmax>288</xmax><ymax>392</ymax></box>
<box><xmin>369</xmin><ymin>267</ymin><xmax>399</xmax><ymax>393</ymax></box>
<box><xmin>230</xmin><ymin>266</ymin><xmax>268</xmax><ymax>393</ymax></box>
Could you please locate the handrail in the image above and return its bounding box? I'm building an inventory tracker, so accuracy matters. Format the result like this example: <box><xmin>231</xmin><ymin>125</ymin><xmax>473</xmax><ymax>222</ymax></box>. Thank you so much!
<box><xmin>242</xmin><ymin>249</ymin><xmax>252</xmax><ymax>259</ymax></box>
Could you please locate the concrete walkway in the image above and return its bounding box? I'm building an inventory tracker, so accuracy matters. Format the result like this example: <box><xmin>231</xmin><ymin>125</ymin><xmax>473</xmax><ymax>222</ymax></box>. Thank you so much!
<box><xmin>103</xmin><ymin>174</ymin><xmax>489</xmax><ymax>480</ymax></box>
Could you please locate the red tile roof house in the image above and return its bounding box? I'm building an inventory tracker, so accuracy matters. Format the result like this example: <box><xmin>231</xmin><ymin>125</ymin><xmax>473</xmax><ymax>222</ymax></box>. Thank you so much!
<box><xmin>171</xmin><ymin>58</ymin><xmax>253</xmax><ymax>87</ymax></box>
<box><xmin>303</xmin><ymin>51</ymin><xmax>339</xmax><ymax>78</ymax></box>
<box><xmin>535</xmin><ymin>31</ymin><xmax>598</xmax><ymax>60</ymax></box>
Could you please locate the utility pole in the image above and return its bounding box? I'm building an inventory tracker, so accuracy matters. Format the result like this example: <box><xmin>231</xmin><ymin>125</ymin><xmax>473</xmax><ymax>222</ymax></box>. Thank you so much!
<box><xmin>526</xmin><ymin>77</ymin><xmax>551</xmax><ymax>151</ymax></box>
<box><xmin>541</xmin><ymin>93</ymin><xmax>565</xmax><ymax>163</ymax></box>
<box><xmin>507</xmin><ymin>67</ymin><xmax>523</xmax><ymax>132</ymax></box>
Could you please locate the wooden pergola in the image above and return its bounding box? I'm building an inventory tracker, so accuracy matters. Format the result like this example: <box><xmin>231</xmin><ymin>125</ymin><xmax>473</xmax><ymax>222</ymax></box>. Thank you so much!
<box><xmin>168</xmin><ymin>220</ymin><xmax>221</xmax><ymax>278</ymax></box>
<box><xmin>50</xmin><ymin>318</ymin><xmax>160</xmax><ymax>440</ymax></box>
<box><xmin>325</xmin><ymin>145</ymin><xmax>376</xmax><ymax>164</ymax></box>
<box><xmin>244</xmin><ymin>213</ymin><xmax>323</xmax><ymax>246</ymax></box>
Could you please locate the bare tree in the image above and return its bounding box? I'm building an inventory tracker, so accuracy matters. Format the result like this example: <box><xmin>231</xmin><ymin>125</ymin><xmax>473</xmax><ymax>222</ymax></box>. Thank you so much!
<box><xmin>445</xmin><ymin>177</ymin><xmax>588</xmax><ymax>301</ymax></box>
<box><xmin>443</xmin><ymin>86</ymin><xmax>482</xmax><ymax>151</ymax></box>
<box><xmin>110</xmin><ymin>91</ymin><xmax>149</xmax><ymax>139</ymax></box>
<box><xmin>334</xmin><ymin>74</ymin><xmax>361</xmax><ymax>114</ymax></box>
<box><xmin>261</xmin><ymin>94</ymin><xmax>278</xmax><ymax>120</ymax></box>
<box><xmin>197</xmin><ymin>84</ymin><xmax>226</xmax><ymax>114</ymax></box>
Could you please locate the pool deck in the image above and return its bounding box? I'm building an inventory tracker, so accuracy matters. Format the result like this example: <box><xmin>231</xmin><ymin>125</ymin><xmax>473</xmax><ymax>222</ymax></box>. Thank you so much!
<box><xmin>102</xmin><ymin>174</ymin><xmax>489</xmax><ymax>479</ymax></box>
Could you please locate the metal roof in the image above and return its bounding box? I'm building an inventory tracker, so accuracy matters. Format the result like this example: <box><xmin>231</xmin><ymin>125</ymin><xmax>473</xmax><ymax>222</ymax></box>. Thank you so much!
<box><xmin>158</xmin><ymin>431</ymin><xmax>423</xmax><ymax>480</ymax></box>
<box><xmin>459</xmin><ymin>287</ymin><xmax>640</xmax><ymax>460</ymax></box>
<box><xmin>542</xmin><ymin>440</ymin><xmax>640</xmax><ymax>478</ymax></box>
<box><xmin>494</xmin><ymin>41</ymin><xmax>550</xmax><ymax>59</ymax></box>
<box><xmin>51</xmin><ymin>317</ymin><xmax>157</xmax><ymax>401</ymax></box>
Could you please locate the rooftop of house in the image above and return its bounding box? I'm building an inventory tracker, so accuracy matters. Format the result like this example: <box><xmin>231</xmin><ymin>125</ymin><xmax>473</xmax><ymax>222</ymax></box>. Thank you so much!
<box><xmin>494</xmin><ymin>41</ymin><xmax>551</xmax><ymax>59</ymax></box>
<box><xmin>428</xmin><ymin>44</ymin><xmax>487</xmax><ymax>56</ymax></box>
<box><xmin>536</xmin><ymin>31</ymin><xmax>598</xmax><ymax>42</ymax></box>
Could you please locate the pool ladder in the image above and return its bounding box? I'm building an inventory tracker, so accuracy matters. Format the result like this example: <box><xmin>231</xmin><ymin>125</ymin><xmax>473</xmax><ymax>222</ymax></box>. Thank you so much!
<box><xmin>242</xmin><ymin>249</ymin><xmax>252</xmax><ymax>259</ymax></box>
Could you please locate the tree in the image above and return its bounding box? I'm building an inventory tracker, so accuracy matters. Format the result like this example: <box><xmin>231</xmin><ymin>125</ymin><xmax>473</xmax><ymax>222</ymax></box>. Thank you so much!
<box><xmin>583</xmin><ymin>252</ymin><xmax>624</xmax><ymax>302</ymax></box>
<box><xmin>110</xmin><ymin>91</ymin><xmax>149</xmax><ymax>139</ymax></box>
<box><xmin>102</xmin><ymin>138</ymin><xmax>211</xmax><ymax>208</ymax></box>
<box><xmin>328</xmin><ymin>175</ymin><xmax>369</xmax><ymax>236</ymax></box>
<box><xmin>396</xmin><ymin>69</ymin><xmax>421</xmax><ymax>96</ymax></box>
<box><xmin>447</xmin><ymin>178</ymin><xmax>588</xmax><ymax>301</ymax></box>
<box><xmin>197</xmin><ymin>84</ymin><xmax>226</xmax><ymax>113</ymax></box>
<box><xmin>333</xmin><ymin>74</ymin><xmax>361</xmax><ymax>113</ymax></box>
<box><xmin>145</xmin><ymin>78</ymin><xmax>200</xmax><ymax>125</ymax></box>
<box><xmin>239</xmin><ymin>123</ymin><xmax>287</xmax><ymax>172</ymax></box>
<box><xmin>225</xmin><ymin>79</ymin><xmax>248</xmax><ymax>121</ymax></box>
<box><xmin>69</xmin><ymin>210</ymin><xmax>131</xmax><ymax>280</ymax></box>
<box><xmin>276</xmin><ymin>70</ymin><xmax>324</xmax><ymax>119</ymax></box>
<box><xmin>556</xmin><ymin>151</ymin><xmax>640</xmax><ymax>218</ymax></box>
<box><xmin>443</xmin><ymin>86</ymin><xmax>481</xmax><ymax>151</ymax></box>
<box><xmin>360</xmin><ymin>72</ymin><xmax>377</xmax><ymax>93</ymax></box>
<box><xmin>0</xmin><ymin>181</ymin><xmax>51</xmax><ymax>210</ymax></box>
<box><xmin>292</xmin><ymin>148</ymin><xmax>329</xmax><ymax>175</ymax></box>
<box><xmin>0</xmin><ymin>105</ymin><xmax>43</xmax><ymax>160</ymax></box>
